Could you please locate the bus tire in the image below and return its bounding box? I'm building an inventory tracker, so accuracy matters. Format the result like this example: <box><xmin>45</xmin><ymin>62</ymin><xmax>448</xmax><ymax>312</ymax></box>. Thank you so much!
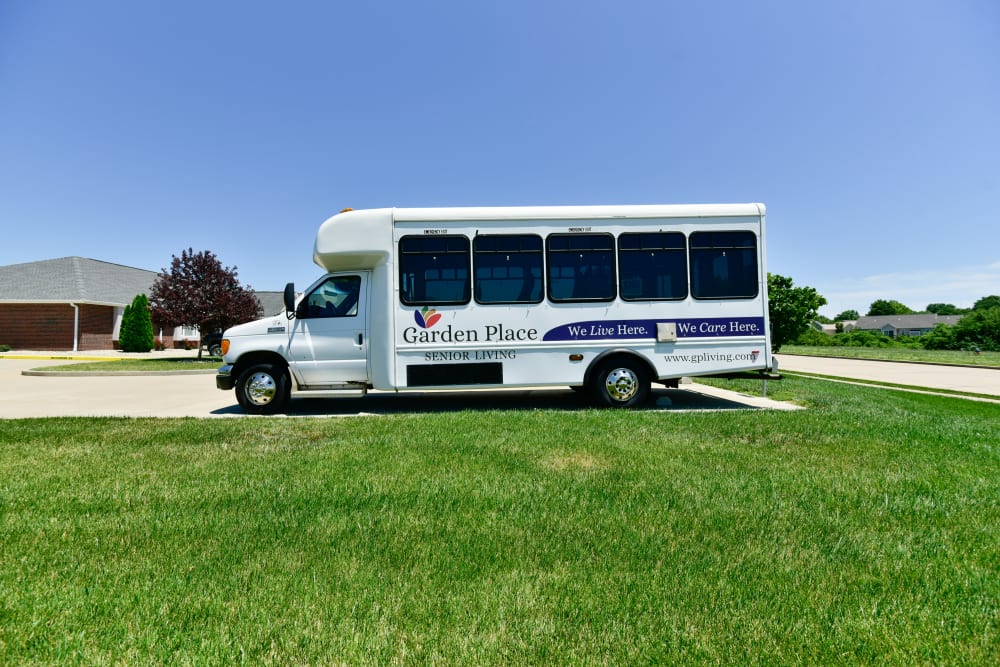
<box><xmin>235</xmin><ymin>362</ymin><xmax>290</xmax><ymax>414</ymax></box>
<box><xmin>590</xmin><ymin>357</ymin><xmax>650</xmax><ymax>408</ymax></box>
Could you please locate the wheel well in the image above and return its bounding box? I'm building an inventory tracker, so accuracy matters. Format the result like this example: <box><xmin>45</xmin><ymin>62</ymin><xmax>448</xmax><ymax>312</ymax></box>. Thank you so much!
<box><xmin>584</xmin><ymin>350</ymin><xmax>656</xmax><ymax>387</ymax></box>
<box><xmin>232</xmin><ymin>352</ymin><xmax>290</xmax><ymax>383</ymax></box>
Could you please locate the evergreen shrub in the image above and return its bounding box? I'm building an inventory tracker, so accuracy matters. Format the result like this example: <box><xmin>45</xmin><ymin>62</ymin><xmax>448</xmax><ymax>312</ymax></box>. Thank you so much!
<box><xmin>119</xmin><ymin>294</ymin><xmax>155</xmax><ymax>352</ymax></box>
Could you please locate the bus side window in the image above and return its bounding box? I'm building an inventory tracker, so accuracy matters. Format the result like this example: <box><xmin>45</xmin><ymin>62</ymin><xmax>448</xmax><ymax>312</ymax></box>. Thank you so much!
<box><xmin>399</xmin><ymin>235</ymin><xmax>471</xmax><ymax>306</ymax></box>
<box><xmin>618</xmin><ymin>232</ymin><xmax>687</xmax><ymax>301</ymax></box>
<box><xmin>473</xmin><ymin>234</ymin><xmax>543</xmax><ymax>304</ymax></box>
<box><xmin>546</xmin><ymin>234</ymin><xmax>616</xmax><ymax>302</ymax></box>
<box><xmin>689</xmin><ymin>231</ymin><xmax>758</xmax><ymax>299</ymax></box>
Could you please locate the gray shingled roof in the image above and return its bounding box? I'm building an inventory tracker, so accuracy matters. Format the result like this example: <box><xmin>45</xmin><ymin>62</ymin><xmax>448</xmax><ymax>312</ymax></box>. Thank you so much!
<box><xmin>855</xmin><ymin>314</ymin><xmax>962</xmax><ymax>330</ymax></box>
<box><xmin>0</xmin><ymin>257</ymin><xmax>285</xmax><ymax>315</ymax></box>
<box><xmin>0</xmin><ymin>257</ymin><xmax>158</xmax><ymax>305</ymax></box>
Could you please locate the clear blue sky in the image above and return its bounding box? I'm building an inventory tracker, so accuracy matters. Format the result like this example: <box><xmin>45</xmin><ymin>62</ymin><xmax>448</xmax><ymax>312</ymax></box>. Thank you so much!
<box><xmin>2</xmin><ymin>0</ymin><xmax>998</xmax><ymax>317</ymax></box>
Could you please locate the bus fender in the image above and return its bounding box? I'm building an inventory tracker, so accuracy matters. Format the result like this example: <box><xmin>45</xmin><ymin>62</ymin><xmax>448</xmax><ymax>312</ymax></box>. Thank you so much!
<box><xmin>583</xmin><ymin>349</ymin><xmax>657</xmax><ymax>388</ymax></box>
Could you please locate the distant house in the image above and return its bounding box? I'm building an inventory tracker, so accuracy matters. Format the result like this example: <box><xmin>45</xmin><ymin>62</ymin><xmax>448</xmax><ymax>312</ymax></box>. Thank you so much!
<box><xmin>810</xmin><ymin>320</ymin><xmax>857</xmax><ymax>335</ymax></box>
<box><xmin>854</xmin><ymin>314</ymin><xmax>962</xmax><ymax>338</ymax></box>
<box><xmin>0</xmin><ymin>256</ymin><xmax>283</xmax><ymax>351</ymax></box>
<box><xmin>810</xmin><ymin>321</ymin><xmax>838</xmax><ymax>335</ymax></box>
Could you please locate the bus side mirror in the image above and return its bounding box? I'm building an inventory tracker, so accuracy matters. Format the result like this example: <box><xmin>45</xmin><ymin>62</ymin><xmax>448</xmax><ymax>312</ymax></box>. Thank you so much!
<box><xmin>283</xmin><ymin>282</ymin><xmax>296</xmax><ymax>319</ymax></box>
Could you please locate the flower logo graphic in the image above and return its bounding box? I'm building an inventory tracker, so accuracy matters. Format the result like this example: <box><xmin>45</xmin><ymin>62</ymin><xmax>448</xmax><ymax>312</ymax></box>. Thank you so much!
<box><xmin>414</xmin><ymin>306</ymin><xmax>442</xmax><ymax>329</ymax></box>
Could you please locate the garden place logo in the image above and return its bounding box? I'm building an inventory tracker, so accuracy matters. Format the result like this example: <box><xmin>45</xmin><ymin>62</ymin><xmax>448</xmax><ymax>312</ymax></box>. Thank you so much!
<box><xmin>402</xmin><ymin>309</ymin><xmax>538</xmax><ymax>344</ymax></box>
<box><xmin>414</xmin><ymin>307</ymin><xmax>441</xmax><ymax>329</ymax></box>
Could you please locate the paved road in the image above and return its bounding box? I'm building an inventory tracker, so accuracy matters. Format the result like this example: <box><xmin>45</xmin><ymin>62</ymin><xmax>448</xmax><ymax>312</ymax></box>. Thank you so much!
<box><xmin>0</xmin><ymin>358</ymin><xmax>231</xmax><ymax>418</ymax></box>
<box><xmin>0</xmin><ymin>357</ymin><xmax>793</xmax><ymax>418</ymax></box>
<box><xmin>775</xmin><ymin>354</ymin><xmax>999</xmax><ymax>397</ymax></box>
<box><xmin>2</xmin><ymin>352</ymin><xmax>993</xmax><ymax>418</ymax></box>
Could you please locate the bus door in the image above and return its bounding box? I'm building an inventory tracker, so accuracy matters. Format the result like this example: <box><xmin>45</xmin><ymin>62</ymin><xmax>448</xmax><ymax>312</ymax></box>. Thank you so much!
<box><xmin>287</xmin><ymin>272</ymin><xmax>369</xmax><ymax>385</ymax></box>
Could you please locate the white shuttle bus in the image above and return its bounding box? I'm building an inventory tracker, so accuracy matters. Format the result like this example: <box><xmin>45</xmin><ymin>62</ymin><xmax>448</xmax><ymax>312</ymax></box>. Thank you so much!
<box><xmin>217</xmin><ymin>204</ymin><xmax>778</xmax><ymax>413</ymax></box>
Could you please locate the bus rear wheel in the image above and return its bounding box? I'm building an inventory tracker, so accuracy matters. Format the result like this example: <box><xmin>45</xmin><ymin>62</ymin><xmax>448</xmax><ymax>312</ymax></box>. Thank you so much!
<box><xmin>589</xmin><ymin>357</ymin><xmax>650</xmax><ymax>408</ymax></box>
<box><xmin>235</xmin><ymin>363</ymin><xmax>290</xmax><ymax>414</ymax></box>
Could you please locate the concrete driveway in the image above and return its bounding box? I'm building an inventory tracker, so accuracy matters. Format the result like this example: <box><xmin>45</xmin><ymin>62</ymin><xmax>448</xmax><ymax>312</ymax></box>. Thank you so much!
<box><xmin>0</xmin><ymin>355</ymin><xmax>794</xmax><ymax>418</ymax></box>
<box><xmin>0</xmin><ymin>357</ymin><xmax>231</xmax><ymax>418</ymax></box>
<box><xmin>8</xmin><ymin>351</ymin><xmax>991</xmax><ymax>419</ymax></box>
<box><xmin>775</xmin><ymin>354</ymin><xmax>999</xmax><ymax>397</ymax></box>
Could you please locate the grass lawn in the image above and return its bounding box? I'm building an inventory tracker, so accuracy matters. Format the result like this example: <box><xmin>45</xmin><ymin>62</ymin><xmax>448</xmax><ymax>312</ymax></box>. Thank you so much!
<box><xmin>1</xmin><ymin>377</ymin><xmax>997</xmax><ymax>665</ymax></box>
<box><xmin>31</xmin><ymin>358</ymin><xmax>221</xmax><ymax>373</ymax></box>
<box><xmin>781</xmin><ymin>345</ymin><xmax>1000</xmax><ymax>368</ymax></box>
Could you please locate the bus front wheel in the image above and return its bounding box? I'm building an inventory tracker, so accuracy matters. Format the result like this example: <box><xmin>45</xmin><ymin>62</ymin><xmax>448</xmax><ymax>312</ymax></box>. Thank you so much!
<box><xmin>235</xmin><ymin>363</ymin><xmax>290</xmax><ymax>414</ymax></box>
<box><xmin>590</xmin><ymin>358</ymin><xmax>650</xmax><ymax>408</ymax></box>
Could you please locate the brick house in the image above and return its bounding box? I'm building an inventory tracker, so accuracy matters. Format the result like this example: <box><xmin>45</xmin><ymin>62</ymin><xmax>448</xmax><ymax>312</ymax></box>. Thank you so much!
<box><xmin>0</xmin><ymin>256</ymin><xmax>284</xmax><ymax>351</ymax></box>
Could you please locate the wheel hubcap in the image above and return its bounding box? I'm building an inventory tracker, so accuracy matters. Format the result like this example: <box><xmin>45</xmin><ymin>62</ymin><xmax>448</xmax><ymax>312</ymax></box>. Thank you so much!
<box><xmin>246</xmin><ymin>372</ymin><xmax>276</xmax><ymax>405</ymax></box>
<box><xmin>605</xmin><ymin>368</ymin><xmax>638</xmax><ymax>402</ymax></box>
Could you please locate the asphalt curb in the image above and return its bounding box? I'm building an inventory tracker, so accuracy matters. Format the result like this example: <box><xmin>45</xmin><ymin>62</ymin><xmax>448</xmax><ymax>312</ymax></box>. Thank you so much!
<box><xmin>1</xmin><ymin>350</ymin><xmax>205</xmax><ymax>361</ymax></box>
<box><xmin>2</xmin><ymin>352</ymin><xmax>220</xmax><ymax>377</ymax></box>
<box><xmin>2</xmin><ymin>355</ymin><xmax>125</xmax><ymax>361</ymax></box>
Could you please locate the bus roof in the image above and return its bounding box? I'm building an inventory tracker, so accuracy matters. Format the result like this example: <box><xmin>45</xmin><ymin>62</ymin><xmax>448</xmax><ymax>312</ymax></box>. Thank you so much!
<box><xmin>391</xmin><ymin>203</ymin><xmax>765</xmax><ymax>222</ymax></box>
<box><xmin>313</xmin><ymin>203</ymin><xmax>766</xmax><ymax>272</ymax></box>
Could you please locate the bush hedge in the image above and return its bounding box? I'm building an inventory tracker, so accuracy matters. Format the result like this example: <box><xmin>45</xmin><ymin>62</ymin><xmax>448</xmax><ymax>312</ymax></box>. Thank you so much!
<box><xmin>795</xmin><ymin>307</ymin><xmax>1000</xmax><ymax>352</ymax></box>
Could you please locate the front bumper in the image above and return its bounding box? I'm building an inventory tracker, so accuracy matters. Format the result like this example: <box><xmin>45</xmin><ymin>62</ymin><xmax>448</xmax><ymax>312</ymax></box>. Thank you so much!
<box><xmin>216</xmin><ymin>364</ymin><xmax>235</xmax><ymax>390</ymax></box>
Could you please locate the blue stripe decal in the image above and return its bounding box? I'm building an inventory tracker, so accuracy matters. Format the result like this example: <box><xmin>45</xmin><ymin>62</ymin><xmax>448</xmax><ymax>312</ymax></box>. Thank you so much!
<box><xmin>542</xmin><ymin>317</ymin><xmax>766</xmax><ymax>341</ymax></box>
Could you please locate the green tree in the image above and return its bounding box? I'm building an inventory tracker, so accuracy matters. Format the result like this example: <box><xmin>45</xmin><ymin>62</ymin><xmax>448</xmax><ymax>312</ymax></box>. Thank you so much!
<box><xmin>867</xmin><ymin>299</ymin><xmax>914</xmax><ymax>316</ymax></box>
<box><xmin>973</xmin><ymin>295</ymin><xmax>1000</xmax><ymax>311</ymax></box>
<box><xmin>834</xmin><ymin>309</ymin><xmax>860</xmax><ymax>321</ymax></box>
<box><xmin>920</xmin><ymin>324</ymin><xmax>957</xmax><ymax>350</ymax></box>
<box><xmin>149</xmin><ymin>249</ymin><xmax>261</xmax><ymax>359</ymax></box>
<box><xmin>119</xmin><ymin>302</ymin><xmax>133</xmax><ymax>350</ymax></box>
<box><xmin>119</xmin><ymin>294</ymin><xmax>155</xmax><ymax>353</ymax></box>
<box><xmin>953</xmin><ymin>307</ymin><xmax>1000</xmax><ymax>351</ymax></box>
<box><xmin>767</xmin><ymin>273</ymin><xmax>827</xmax><ymax>352</ymax></box>
<box><xmin>926</xmin><ymin>303</ymin><xmax>962</xmax><ymax>315</ymax></box>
